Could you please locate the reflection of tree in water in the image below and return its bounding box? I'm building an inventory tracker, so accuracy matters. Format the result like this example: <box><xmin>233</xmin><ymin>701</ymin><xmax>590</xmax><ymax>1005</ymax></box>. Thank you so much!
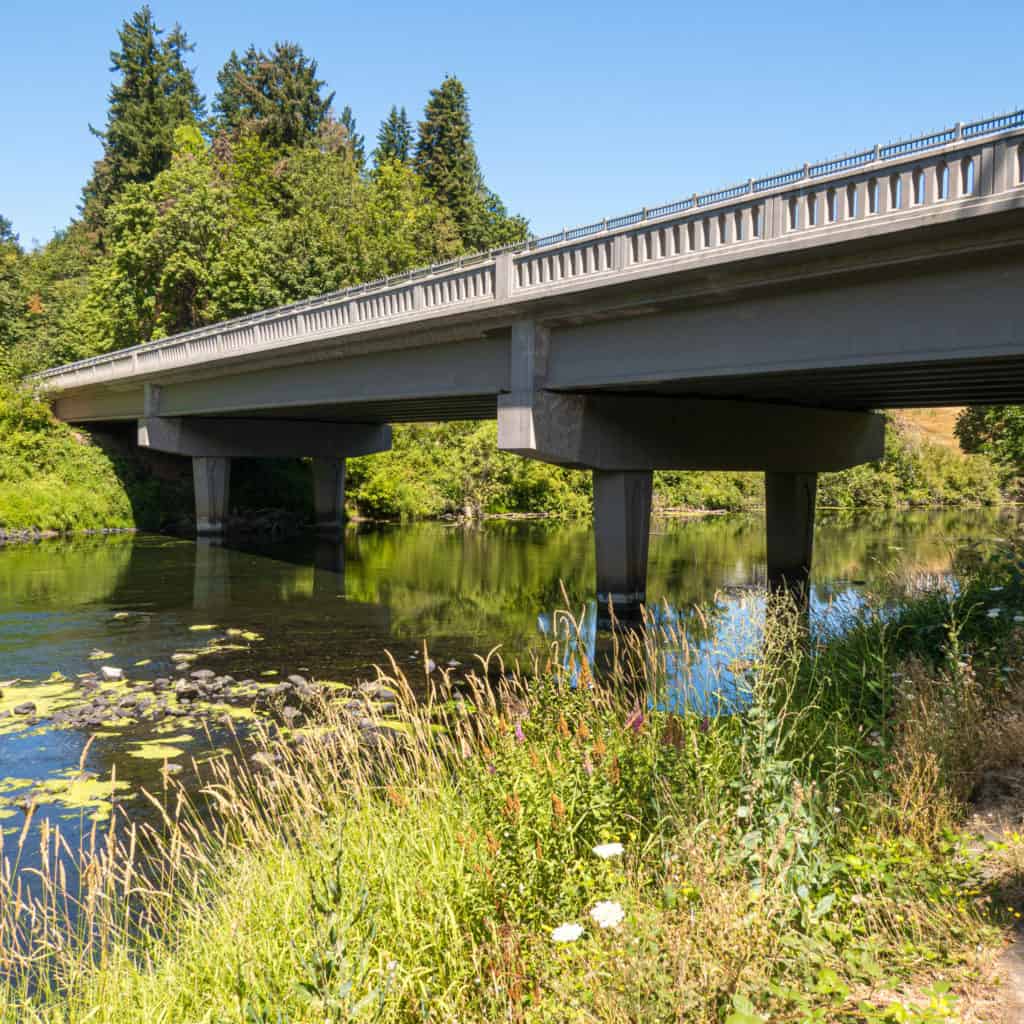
<box><xmin>0</xmin><ymin>535</ymin><xmax>135</xmax><ymax>607</ymax></box>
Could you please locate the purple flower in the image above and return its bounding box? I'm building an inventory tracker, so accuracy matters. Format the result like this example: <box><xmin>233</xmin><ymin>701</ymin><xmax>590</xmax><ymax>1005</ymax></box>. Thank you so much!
<box><xmin>699</xmin><ymin>717</ymin><xmax>710</xmax><ymax>734</ymax></box>
<box><xmin>625</xmin><ymin>707</ymin><xmax>645</xmax><ymax>734</ymax></box>
<box><xmin>514</xmin><ymin>720</ymin><xmax>525</xmax><ymax>744</ymax></box>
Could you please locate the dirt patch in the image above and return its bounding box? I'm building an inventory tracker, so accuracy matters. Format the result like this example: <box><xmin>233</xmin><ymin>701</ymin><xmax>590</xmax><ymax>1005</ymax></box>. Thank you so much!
<box><xmin>968</xmin><ymin>764</ymin><xmax>1024</xmax><ymax>1022</ymax></box>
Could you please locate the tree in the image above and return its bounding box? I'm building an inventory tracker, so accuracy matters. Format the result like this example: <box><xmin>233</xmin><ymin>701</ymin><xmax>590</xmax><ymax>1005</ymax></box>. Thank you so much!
<box><xmin>82</xmin><ymin>6</ymin><xmax>205</xmax><ymax>226</ymax></box>
<box><xmin>955</xmin><ymin>406</ymin><xmax>1024</xmax><ymax>483</ymax></box>
<box><xmin>414</xmin><ymin>75</ymin><xmax>525</xmax><ymax>251</ymax></box>
<box><xmin>214</xmin><ymin>42</ymin><xmax>334</xmax><ymax>150</ymax></box>
<box><xmin>374</xmin><ymin>106</ymin><xmax>412</xmax><ymax>167</ymax></box>
<box><xmin>339</xmin><ymin>106</ymin><xmax>365</xmax><ymax>168</ymax></box>
<box><xmin>0</xmin><ymin>216</ymin><xmax>22</xmax><ymax>358</ymax></box>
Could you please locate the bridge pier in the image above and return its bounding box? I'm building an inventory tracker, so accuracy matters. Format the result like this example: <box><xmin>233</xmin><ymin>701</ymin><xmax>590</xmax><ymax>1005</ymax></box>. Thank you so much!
<box><xmin>498</xmin><ymin>359</ymin><xmax>884</xmax><ymax>620</ymax></box>
<box><xmin>193</xmin><ymin>456</ymin><xmax>231</xmax><ymax>536</ymax></box>
<box><xmin>765</xmin><ymin>471</ymin><xmax>817</xmax><ymax>596</ymax></box>
<box><xmin>312</xmin><ymin>458</ymin><xmax>346</xmax><ymax>533</ymax></box>
<box><xmin>593</xmin><ymin>470</ymin><xmax>652</xmax><ymax>625</ymax></box>
<box><xmin>137</xmin><ymin>415</ymin><xmax>391</xmax><ymax>538</ymax></box>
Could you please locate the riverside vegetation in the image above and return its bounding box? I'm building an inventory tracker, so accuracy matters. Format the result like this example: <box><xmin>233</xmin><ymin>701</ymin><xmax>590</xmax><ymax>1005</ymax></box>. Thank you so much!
<box><xmin>3</xmin><ymin>541</ymin><xmax>1024</xmax><ymax>1021</ymax></box>
<box><xmin>0</xmin><ymin>7</ymin><xmax>1011</xmax><ymax>534</ymax></box>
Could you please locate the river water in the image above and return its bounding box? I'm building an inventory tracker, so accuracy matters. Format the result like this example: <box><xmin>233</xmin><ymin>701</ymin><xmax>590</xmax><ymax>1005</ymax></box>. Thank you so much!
<box><xmin>0</xmin><ymin>508</ymin><xmax>1010</xmax><ymax>856</ymax></box>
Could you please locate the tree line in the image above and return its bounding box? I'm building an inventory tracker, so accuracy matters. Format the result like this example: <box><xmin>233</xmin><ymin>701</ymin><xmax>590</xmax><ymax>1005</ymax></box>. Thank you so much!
<box><xmin>0</xmin><ymin>6</ymin><xmax>526</xmax><ymax>378</ymax></box>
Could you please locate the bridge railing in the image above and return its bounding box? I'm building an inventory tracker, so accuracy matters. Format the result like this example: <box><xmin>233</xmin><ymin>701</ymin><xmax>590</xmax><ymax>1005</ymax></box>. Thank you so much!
<box><xmin>33</xmin><ymin>108</ymin><xmax>1024</xmax><ymax>391</ymax></box>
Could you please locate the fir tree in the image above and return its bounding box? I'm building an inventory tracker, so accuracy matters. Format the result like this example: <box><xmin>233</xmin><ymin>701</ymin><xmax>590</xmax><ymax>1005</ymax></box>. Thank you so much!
<box><xmin>374</xmin><ymin>106</ymin><xmax>412</xmax><ymax>166</ymax></box>
<box><xmin>0</xmin><ymin>216</ymin><xmax>22</xmax><ymax>356</ymax></box>
<box><xmin>82</xmin><ymin>6</ymin><xmax>205</xmax><ymax>226</ymax></box>
<box><xmin>214</xmin><ymin>42</ymin><xmax>334</xmax><ymax>150</ymax></box>
<box><xmin>414</xmin><ymin>75</ymin><xmax>525</xmax><ymax>251</ymax></box>
<box><xmin>339</xmin><ymin>106</ymin><xmax>365</xmax><ymax>168</ymax></box>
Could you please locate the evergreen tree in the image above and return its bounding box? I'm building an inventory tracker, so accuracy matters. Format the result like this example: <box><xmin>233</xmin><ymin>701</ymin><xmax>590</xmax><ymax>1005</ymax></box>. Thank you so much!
<box><xmin>414</xmin><ymin>75</ymin><xmax>526</xmax><ymax>251</ymax></box>
<box><xmin>0</xmin><ymin>216</ymin><xmax>22</xmax><ymax>357</ymax></box>
<box><xmin>214</xmin><ymin>42</ymin><xmax>334</xmax><ymax>150</ymax></box>
<box><xmin>339</xmin><ymin>106</ymin><xmax>365</xmax><ymax>168</ymax></box>
<box><xmin>374</xmin><ymin>105</ymin><xmax>412</xmax><ymax>166</ymax></box>
<box><xmin>82</xmin><ymin>7</ymin><xmax>205</xmax><ymax>226</ymax></box>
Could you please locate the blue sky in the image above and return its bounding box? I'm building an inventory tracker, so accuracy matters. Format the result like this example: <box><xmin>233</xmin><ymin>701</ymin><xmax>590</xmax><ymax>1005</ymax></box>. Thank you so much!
<box><xmin>2</xmin><ymin>0</ymin><xmax>1021</xmax><ymax>247</ymax></box>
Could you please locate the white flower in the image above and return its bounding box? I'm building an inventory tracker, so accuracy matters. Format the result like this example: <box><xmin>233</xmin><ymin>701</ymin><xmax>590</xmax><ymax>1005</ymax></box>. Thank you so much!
<box><xmin>551</xmin><ymin>922</ymin><xmax>584</xmax><ymax>943</ymax></box>
<box><xmin>593</xmin><ymin>842</ymin><xmax>624</xmax><ymax>859</ymax></box>
<box><xmin>589</xmin><ymin>900</ymin><xmax>625</xmax><ymax>930</ymax></box>
<box><xmin>991</xmin><ymin>586</ymin><xmax>1005</xmax><ymax>592</ymax></box>
<box><xmin>988</xmin><ymin>608</ymin><xmax>1002</xmax><ymax>618</ymax></box>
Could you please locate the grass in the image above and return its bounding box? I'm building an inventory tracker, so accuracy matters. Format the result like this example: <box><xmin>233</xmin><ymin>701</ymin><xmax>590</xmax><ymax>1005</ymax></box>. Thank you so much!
<box><xmin>4</xmin><ymin>548</ymin><xmax>1024</xmax><ymax>1021</ymax></box>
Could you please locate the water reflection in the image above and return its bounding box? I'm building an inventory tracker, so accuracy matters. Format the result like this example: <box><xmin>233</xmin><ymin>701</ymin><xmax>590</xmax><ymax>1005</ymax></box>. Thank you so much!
<box><xmin>0</xmin><ymin>508</ymin><xmax>1013</xmax><ymax>879</ymax></box>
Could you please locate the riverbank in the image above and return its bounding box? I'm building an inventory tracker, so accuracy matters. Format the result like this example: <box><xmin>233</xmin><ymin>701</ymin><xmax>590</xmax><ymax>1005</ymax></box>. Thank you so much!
<box><xmin>3</xmin><ymin>542</ymin><xmax>1024</xmax><ymax>1021</ymax></box>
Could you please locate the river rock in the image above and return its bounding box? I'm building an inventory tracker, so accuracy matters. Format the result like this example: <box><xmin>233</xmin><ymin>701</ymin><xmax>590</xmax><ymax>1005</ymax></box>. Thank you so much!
<box><xmin>13</xmin><ymin>702</ymin><xmax>36</xmax><ymax>715</ymax></box>
<box><xmin>190</xmin><ymin>669</ymin><xmax>215</xmax><ymax>682</ymax></box>
<box><xmin>287</xmin><ymin>674</ymin><xmax>308</xmax><ymax>687</ymax></box>
<box><xmin>359</xmin><ymin>683</ymin><xmax>400</xmax><ymax>702</ymax></box>
<box><xmin>100</xmin><ymin>666</ymin><xmax>124</xmax><ymax>681</ymax></box>
<box><xmin>152</xmin><ymin>678</ymin><xmax>171</xmax><ymax>691</ymax></box>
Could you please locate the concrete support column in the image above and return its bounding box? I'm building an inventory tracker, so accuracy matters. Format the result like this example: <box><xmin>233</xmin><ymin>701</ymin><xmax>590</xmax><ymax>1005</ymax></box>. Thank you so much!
<box><xmin>192</xmin><ymin>456</ymin><xmax>230</xmax><ymax>536</ymax></box>
<box><xmin>312</xmin><ymin>457</ymin><xmax>346</xmax><ymax>533</ymax></box>
<box><xmin>593</xmin><ymin>470</ymin><xmax>653</xmax><ymax>625</ymax></box>
<box><xmin>765</xmin><ymin>471</ymin><xmax>817</xmax><ymax>596</ymax></box>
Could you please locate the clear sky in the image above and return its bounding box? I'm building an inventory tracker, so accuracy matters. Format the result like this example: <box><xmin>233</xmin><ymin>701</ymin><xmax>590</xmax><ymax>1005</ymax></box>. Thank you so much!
<box><xmin>2</xmin><ymin>0</ymin><xmax>1021</xmax><ymax>247</ymax></box>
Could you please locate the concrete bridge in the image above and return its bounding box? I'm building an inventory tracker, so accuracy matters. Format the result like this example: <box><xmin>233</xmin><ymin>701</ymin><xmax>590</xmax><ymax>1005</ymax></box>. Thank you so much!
<box><xmin>33</xmin><ymin>109</ymin><xmax>1024</xmax><ymax>617</ymax></box>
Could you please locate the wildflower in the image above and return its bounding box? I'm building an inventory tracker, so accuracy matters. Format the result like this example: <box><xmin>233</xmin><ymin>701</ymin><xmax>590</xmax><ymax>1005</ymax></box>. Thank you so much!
<box><xmin>551</xmin><ymin>923</ymin><xmax>584</xmax><ymax>943</ymax></box>
<box><xmin>557</xmin><ymin>714</ymin><xmax>571</xmax><ymax>739</ymax></box>
<box><xmin>589</xmin><ymin>900</ymin><xmax>625</xmax><ymax>930</ymax></box>
<box><xmin>582</xmin><ymin>751</ymin><xmax>594</xmax><ymax>776</ymax></box>
<box><xmin>991</xmin><ymin>586</ymin><xmax>1005</xmax><ymax>592</ymax></box>
<box><xmin>514</xmin><ymin>720</ymin><xmax>525</xmax><ymax>744</ymax></box>
<box><xmin>988</xmin><ymin>608</ymin><xmax>1002</xmax><ymax>618</ymax></box>
<box><xmin>699</xmin><ymin>716</ymin><xmax>710</xmax><ymax>734</ymax></box>
<box><xmin>625</xmin><ymin>706</ymin><xmax>645</xmax><ymax>734</ymax></box>
<box><xmin>551</xmin><ymin>793</ymin><xmax>566</xmax><ymax>819</ymax></box>
<box><xmin>593</xmin><ymin>842</ymin><xmax>624</xmax><ymax>859</ymax></box>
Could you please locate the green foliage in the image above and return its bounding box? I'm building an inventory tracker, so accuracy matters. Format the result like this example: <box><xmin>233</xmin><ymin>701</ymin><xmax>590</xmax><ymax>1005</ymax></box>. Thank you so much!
<box><xmin>214</xmin><ymin>42</ymin><xmax>335</xmax><ymax>150</ymax></box>
<box><xmin>0</xmin><ymin>384</ymin><xmax>134</xmax><ymax>531</ymax></box>
<box><xmin>347</xmin><ymin>421</ymin><xmax>591</xmax><ymax>520</ymax></box>
<box><xmin>0</xmin><ymin>216</ymin><xmax>21</xmax><ymax>358</ymax></box>
<box><xmin>955</xmin><ymin>404</ymin><xmax>1024</xmax><ymax>488</ymax></box>
<box><xmin>414</xmin><ymin>75</ymin><xmax>528</xmax><ymax>251</ymax></box>
<box><xmin>820</xmin><ymin>418</ymin><xmax>1000</xmax><ymax>508</ymax></box>
<box><xmin>339</xmin><ymin>105</ymin><xmax>366</xmax><ymax>169</ymax></box>
<box><xmin>82</xmin><ymin>6</ymin><xmax>205</xmax><ymax>226</ymax></box>
<box><xmin>374</xmin><ymin>106</ymin><xmax>413</xmax><ymax>167</ymax></box>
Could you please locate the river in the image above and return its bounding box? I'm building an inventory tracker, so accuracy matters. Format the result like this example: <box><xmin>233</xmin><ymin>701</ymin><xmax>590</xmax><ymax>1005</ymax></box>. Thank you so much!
<box><xmin>0</xmin><ymin>508</ymin><xmax>1010</xmax><ymax>858</ymax></box>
